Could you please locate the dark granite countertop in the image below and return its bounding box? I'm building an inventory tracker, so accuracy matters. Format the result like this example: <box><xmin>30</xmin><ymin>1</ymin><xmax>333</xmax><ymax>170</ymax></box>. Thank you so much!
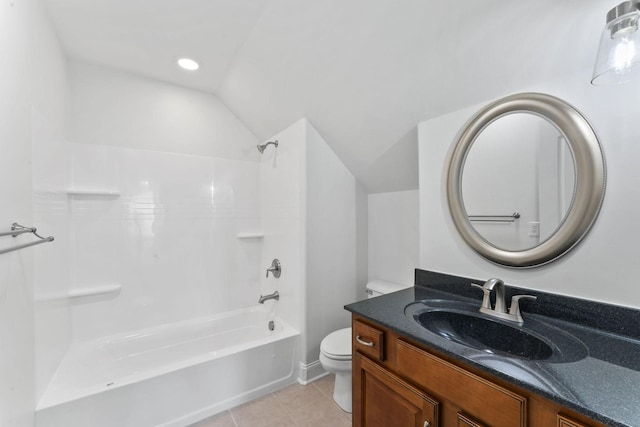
<box><xmin>345</xmin><ymin>270</ymin><xmax>640</xmax><ymax>427</ymax></box>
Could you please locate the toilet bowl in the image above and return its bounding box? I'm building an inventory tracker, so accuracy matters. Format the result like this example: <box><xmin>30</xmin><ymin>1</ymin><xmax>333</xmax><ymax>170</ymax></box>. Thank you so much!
<box><xmin>319</xmin><ymin>280</ymin><xmax>411</xmax><ymax>413</ymax></box>
<box><xmin>320</xmin><ymin>327</ymin><xmax>353</xmax><ymax>412</ymax></box>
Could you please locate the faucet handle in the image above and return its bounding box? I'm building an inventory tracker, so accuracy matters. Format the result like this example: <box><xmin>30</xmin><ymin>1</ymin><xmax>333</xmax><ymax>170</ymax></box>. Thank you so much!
<box><xmin>509</xmin><ymin>295</ymin><xmax>537</xmax><ymax>323</ymax></box>
<box><xmin>471</xmin><ymin>283</ymin><xmax>492</xmax><ymax>310</ymax></box>
<box><xmin>266</xmin><ymin>259</ymin><xmax>281</xmax><ymax>278</ymax></box>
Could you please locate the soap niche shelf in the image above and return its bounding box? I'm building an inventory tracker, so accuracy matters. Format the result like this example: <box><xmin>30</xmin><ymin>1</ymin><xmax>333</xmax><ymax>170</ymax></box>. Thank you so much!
<box><xmin>66</xmin><ymin>189</ymin><xmax>121</xmax><ymax>197</ymax></box>
<box><xmin>68</xmin><ymin>283</ymin><xmax>122</xmax><ymax>298</ymax></box>
<box><xmin>237</xmin><ymin>233</ymin><xmax>264</xmax><ymax>239</ymax></box>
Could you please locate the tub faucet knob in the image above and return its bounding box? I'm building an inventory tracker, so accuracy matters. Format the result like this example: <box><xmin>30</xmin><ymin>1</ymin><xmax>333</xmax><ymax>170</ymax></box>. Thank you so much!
<box><xmin>266</xmin><ymin>259</ymin><xmax>281</xmax><ymax>278</ymax></box>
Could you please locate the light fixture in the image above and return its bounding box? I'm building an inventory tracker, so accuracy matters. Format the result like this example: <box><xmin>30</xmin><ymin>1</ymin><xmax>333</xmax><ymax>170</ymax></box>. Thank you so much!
<box><xmin>177</xmin><ymin>57</ymin><xmax>200</xmax><ymax>71</ymax></box>
<box><xmin>592</xmin><ymin>1</ymin><xmax>640</xmax><ymax>85</ymax></box>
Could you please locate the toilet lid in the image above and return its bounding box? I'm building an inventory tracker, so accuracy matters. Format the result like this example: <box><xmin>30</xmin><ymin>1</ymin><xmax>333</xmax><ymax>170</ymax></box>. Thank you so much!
<box><xmin>321</xmin><ymin>327</ymin><xmax>352</xmax><ymax>358</ymax></box>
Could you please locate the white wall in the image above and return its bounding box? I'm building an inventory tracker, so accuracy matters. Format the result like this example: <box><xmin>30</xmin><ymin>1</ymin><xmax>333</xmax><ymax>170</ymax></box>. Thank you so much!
<box><xmin>0</xmin><ymin>2</ymin><xmax>34</xmax><ymax>424</ymax></box>
<box><xmin>368</xmin><ymin>190</ymin><xmax>419</xmax><ymax>287</ymax></box>
<box><xmin>70</xmin><ymin>62</ymin><xmax>259</xmax><ymax>161</ymax></box>
<box><xmin>355</xmin><ymin>183</ymin><xmax>369</xmax><ymax>301</ymax></box>
<box><xmin>64</xmin><ymin>63</ymin><xmax>262</xmax><ymax>341</ymax></box>
<box><xmin>0</xmin><ymin>0</ymin><xmax>70</xmax><ymax>424</ymax></box>
<box><xmin>419</xmin><ymin>69</ymin><xmax>640</xmax><ymax>309</ymax></box>
<box><xmin>305</xmin><ymin>121</ymin><xmax>357</xmax><ymax>364</ymax></box>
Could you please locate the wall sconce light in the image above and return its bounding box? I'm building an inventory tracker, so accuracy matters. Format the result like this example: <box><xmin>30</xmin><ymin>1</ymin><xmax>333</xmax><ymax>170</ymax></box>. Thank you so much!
<box><xmin>592</xmin><ymin>1</ymin><xmax>640</xmax><ymax>85</ymax></box>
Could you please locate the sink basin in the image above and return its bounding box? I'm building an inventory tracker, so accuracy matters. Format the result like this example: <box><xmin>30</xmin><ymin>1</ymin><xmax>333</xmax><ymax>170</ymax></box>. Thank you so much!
<box><xmin>405</xmin><ymin>299</ymin><xmax>588</xmax><ymax>363</ymax></box>
<box><xmin>415</xmin><ymin>310</ymin><xmax>553</xmax><ymax>360</ymax></box>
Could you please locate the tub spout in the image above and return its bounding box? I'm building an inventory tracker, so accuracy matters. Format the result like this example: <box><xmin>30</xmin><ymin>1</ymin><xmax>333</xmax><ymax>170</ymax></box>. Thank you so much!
<box><xmin>259</xmin><ymin>291</ymin><xmax>279</xmax><ymax>304</ymax></box>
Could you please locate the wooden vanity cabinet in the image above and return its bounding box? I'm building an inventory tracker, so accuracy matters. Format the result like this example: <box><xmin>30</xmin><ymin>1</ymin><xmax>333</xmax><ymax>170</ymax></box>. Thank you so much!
<box><xmin>352</xmin><ymin>315</ymin><xmax>606</xmax><ymax>427</ymax></box>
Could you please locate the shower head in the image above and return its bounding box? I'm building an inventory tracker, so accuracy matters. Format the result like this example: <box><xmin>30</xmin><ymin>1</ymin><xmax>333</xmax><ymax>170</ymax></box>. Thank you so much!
<box><xmin>257</xmin><ymin>140</ymin><xmax>278</xmax><ymax>154</ymax></box>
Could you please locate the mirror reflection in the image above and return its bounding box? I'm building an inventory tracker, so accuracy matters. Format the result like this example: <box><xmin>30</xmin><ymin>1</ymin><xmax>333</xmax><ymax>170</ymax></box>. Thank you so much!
<box><xmin>461</xmin><ymin>113</ymin><xmax>575</xmax><ymax>251</ymax></box>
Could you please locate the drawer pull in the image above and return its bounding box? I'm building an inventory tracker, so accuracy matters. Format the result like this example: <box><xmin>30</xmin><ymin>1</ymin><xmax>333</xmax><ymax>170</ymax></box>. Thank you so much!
<box><xmin>424</xmin><ymin>421</ymin><xmax>431</xmax><ymax>427</ymax></box>
<box><xmin>356</xmin><ymin>335</ymin><xmax>374</xmax><ymax>347</ymax></box>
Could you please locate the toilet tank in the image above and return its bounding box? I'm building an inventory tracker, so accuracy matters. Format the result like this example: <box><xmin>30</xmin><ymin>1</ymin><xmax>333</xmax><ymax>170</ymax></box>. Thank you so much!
<box><xmin>365</xmin><ymin>279</ymin><xmax>412</xmax><ymax>298</ymax></box>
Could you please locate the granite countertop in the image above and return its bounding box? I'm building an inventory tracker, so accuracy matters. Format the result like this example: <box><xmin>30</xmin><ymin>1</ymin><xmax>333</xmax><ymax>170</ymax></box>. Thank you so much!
<box><xmin>345</xmin><ymin>270</ymin><xmax>640</xmax><ymax>427</ymax></box>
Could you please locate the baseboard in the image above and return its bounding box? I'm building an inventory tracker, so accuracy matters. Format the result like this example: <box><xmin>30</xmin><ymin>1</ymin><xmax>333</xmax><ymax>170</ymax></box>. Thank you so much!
<box><xmin>297</xmin><ymin>360</ymin><xmax>328</xmax><ymax>385</ymax></box>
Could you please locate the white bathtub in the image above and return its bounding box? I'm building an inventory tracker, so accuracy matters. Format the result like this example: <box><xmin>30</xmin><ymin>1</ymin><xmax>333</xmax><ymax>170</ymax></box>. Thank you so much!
<box><xmin>36</xmin><ymin>306</ymin><xmax>299</xmax><ymax>427</ymax></box>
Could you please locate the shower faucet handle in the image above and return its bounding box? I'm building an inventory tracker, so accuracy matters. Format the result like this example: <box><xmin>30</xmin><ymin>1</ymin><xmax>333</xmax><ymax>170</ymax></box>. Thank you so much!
<box><xmin>266</xmin><ymin>259</ymin><xmax>281</xmax><ymax>278</ymax></box>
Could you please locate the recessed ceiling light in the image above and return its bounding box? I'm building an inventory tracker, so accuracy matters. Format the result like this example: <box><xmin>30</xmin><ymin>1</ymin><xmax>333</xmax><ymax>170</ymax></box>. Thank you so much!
<box><xmin>177</xmin><ymin>58</ymin><xmax>199</xmax><ymax>71</ymax></box>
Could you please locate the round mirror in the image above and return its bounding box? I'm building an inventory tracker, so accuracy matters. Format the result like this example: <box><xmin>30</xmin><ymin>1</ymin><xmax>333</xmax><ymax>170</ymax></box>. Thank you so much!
<box><xmin>462</xmin><ymin>113</ymin><xmax>576</xmax><ymax>251</ymax></box>
<box><xmin>447</xmin><ymin>93</ymin><xmax>605</xmax><ymax>267</ymax></box>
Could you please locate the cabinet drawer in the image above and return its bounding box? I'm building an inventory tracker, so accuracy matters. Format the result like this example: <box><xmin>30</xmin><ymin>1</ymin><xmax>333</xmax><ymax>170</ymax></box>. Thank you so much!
<box><xmin>558</xmin><ymin>414</ymin><xmax>593</xmax><ymax>427</ymax></box>
<box><xmin>353</xmin><ymin>319</ymin><xmax>385</xmax><ymax>361</ymax></box>
<box><xmin>457</xmin><ymin>413</ymin><xmax>485</xmax><ymax>427</ymax></box>
<box><xmin>397</xmin><ymin>340</ymin><xmax>526</xmax><ymax>427</ymax></box>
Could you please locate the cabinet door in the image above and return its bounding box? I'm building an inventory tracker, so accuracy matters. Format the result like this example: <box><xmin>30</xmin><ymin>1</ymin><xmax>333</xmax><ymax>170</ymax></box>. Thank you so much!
<box><xmin>353</xmin><ymin>352</ymin><xmax>439</xmax><ymax>427</ymax></box>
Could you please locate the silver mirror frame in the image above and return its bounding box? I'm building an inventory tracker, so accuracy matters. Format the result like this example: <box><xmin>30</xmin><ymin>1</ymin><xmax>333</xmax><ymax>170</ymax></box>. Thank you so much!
<box><xmin>447</xmin><ymin>93</ymin><xmax>606</xmax><ymax>268</ymax></box>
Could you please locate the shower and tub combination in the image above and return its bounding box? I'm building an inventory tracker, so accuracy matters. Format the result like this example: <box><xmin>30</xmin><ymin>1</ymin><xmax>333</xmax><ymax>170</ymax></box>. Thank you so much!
<box><xmin>35</xmin><ymin>142</ymin><xmax>300</xmax><ymax>427</ymax></box>
<box><xmin>37</xmin><ymin>307</ymin><xmax>297</xmax><ymax>427</ymax></box>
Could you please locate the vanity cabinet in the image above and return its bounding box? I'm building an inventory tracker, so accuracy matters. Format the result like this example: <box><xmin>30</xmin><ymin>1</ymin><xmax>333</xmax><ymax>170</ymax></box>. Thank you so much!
<box><xmin>352</xmin><ymin>316</ymin><xmax>605</xmax><ymax>427</ymax></box>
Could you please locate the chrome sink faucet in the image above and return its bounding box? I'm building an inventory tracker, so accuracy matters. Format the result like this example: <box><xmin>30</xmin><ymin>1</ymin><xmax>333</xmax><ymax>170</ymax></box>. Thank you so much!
<box><xmin>471</xmin><ymin>278</ymin><xmax>536</xmax><ymax>325</ymax></box>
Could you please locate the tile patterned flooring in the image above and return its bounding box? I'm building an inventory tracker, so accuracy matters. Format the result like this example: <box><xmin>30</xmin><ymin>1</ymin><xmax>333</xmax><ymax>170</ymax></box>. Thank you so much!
<box><xmin>190</xmin><ymin>375</ymin><xmax>352</xmax><ymax>427</ymax></box>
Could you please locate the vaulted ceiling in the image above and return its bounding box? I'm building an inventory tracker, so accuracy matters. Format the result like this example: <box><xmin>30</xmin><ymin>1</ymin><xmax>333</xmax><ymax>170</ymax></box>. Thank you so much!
<box><xmin>43</xmin><ymin>0</ymin><xmax>614</xmax><ymax>192</ymax></box>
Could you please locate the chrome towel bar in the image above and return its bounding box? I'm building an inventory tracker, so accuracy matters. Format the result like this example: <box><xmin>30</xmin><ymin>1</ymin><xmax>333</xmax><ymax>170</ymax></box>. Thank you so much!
<box><xmin>0</xmin><ymin>223</ymin><xmax>54</xmax><ymax>255</ymax></box>
<box><xmin>468</xmin><ymin>212</ymin><xmax>520</xmax><ymax>223</ymax></box>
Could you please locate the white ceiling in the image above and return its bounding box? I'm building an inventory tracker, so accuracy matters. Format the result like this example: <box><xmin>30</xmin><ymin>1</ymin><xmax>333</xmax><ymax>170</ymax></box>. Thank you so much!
<box><xmin>43</xmin><ymin>0</ymin><xmax>616</xmax><ymax>193</ymax></box>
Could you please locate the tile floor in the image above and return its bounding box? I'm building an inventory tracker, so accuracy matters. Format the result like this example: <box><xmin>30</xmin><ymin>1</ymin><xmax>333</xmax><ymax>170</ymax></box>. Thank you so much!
<box><xmin>189</xmin><ymin>374</ymin><xmax>351</xmax><ymax>427</ymax></box>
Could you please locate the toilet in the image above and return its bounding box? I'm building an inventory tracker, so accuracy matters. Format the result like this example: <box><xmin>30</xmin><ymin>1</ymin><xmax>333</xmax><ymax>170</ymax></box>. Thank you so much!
<box><xmin>319</xmin><ymin>280</ymin><xmax>411</xmax><ymax>413</ymax></box>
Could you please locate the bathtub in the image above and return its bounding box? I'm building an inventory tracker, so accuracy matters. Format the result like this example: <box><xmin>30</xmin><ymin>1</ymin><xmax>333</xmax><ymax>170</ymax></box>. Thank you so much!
<box><xmin>36</xmin><ymin>306</ymin><xmax>299</xmax><ymax>427</ymax></box>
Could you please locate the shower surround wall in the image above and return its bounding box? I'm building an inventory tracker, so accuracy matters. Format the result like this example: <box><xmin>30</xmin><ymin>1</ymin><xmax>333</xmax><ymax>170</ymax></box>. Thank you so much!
<box><xmin>260</xmin><ymin>119</ymin><xmax>360</xmax><ymax>383</ymax></box>
<box><xmin>68</xmin><ymin>144</ymin><xmax>262</xmax><ymax>340</ymax></box>
<box><xmin>64</xmin><ymin>62</ymin><xmax>264</xmax><ymax>342</ymax></box>
<box><xmin>58</xmin><ymin>63</ymin><xmax>270</xmax><ymax>341</ymax></box>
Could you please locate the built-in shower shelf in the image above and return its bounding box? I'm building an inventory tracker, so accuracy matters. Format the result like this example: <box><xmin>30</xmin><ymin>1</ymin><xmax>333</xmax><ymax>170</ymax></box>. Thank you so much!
<box><xmin>66</xmin><ymin>189</ymin><xmax>121</xmax><ymax>197</ymax></box>
<box><xmin>68</xmin><ymin>284</ymin><xmax>122</xmax><ymax>298</ymax></box>
<box><xmin>236</xmin><ymin>233</ymin><xmax>264</xmax><ymax>239</ymax></box>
